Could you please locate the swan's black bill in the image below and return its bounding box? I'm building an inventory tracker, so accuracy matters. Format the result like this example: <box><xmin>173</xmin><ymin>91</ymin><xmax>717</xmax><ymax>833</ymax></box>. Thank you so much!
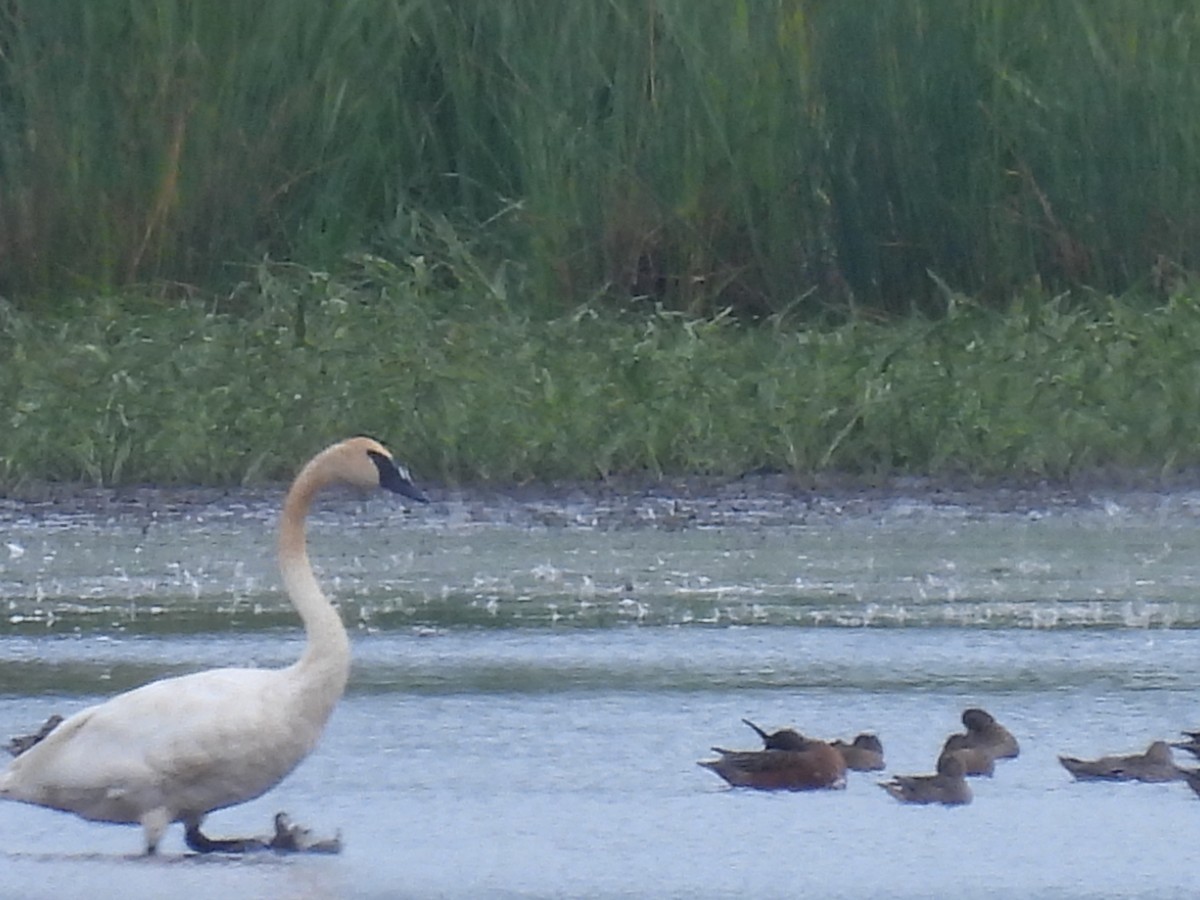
<box><xmin>368</xmin><ymin>450</ymin><xmax>428</xmax><ymax>503</ymax></box>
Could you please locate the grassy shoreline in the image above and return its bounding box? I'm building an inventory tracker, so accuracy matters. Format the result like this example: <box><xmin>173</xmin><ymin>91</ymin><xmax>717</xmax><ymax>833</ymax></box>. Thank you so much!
<box><xmin>4</xmin><ymin>261</ymin><xmax>1199</xmax><ymax>489</ymax></box>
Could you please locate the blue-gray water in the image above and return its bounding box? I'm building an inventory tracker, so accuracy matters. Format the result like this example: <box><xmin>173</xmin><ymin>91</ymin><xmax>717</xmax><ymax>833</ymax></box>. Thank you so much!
<box><xmin>1</xmin><ymin>483</ymin><xmax>1199</xmax><ymax>898</ymax></box>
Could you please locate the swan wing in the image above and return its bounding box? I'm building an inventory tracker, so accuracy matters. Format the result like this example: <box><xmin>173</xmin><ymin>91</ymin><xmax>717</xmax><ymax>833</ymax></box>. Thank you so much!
<box><xmin>2</xmin><ymin>667</ymin><xmax>312</xmax><ymax>823</ymax></box>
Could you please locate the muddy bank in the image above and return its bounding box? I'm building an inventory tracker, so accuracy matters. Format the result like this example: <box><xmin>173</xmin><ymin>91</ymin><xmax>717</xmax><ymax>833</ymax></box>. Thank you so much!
<box><xmin>5</xmin><ymin>467</ymin><xmax>1200</xmax><ymax>531</ymax></box>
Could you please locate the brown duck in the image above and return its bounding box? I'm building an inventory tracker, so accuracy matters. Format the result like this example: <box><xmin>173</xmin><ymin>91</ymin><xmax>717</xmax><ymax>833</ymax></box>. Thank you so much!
<box><xmin>1058</xmin><ymin>740</ymin><xmax>1183</xmax><ymax>783</ymax></box>
<box><xmin>700</xmin><ymin>722</ymin><xmax>847</xmax><ymax>791</ymax></box>
<box><xmin>831</xmin><ymin>733</ymin><xmax>885</xmax><ymax>772</ymax></box>
<box><xmin>938</xmin><ymin>733</ymin><xmax>996</xmax><ymax>777</ymax></box>
<box><xmin>879</xmin><ymin>753</ymin><xmax>972</xmax><ymax>806</ymax></box>
<box><xmin>947</xmin><ymin>708</ymin><xmax>1019</xmax><ymax>760</ymax></box>
<box><xmin>744</xmin><ymin>720</ymin><xmax>884</xmax><ymax>772</ymax></box>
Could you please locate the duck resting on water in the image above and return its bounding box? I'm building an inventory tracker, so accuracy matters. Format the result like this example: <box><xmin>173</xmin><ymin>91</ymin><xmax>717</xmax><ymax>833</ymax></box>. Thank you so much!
<box><xmin>830</xmin><ymin>733</ymin><xmax>886</xmax><ymax>772</ymax></box>
<box><xmin>700</xmin><ymin>720</ymin><xmax>847</xmax><ymax>790</ymax></box>
<box><xmin>879</xmin><ymin>753</ymin><xmax>972</xmax><ymax>806</ymax></box>
<box><xmin>742</xmin><ymin>718</ymin><xmax>885</xmax><ymax>772</ymax></box>
<box><xmin>0</xmin><ymin>437</ymin><xmax>427</xmax><ymax>854</ymax></box>
<box><xmin>947</xmin><ymin>708</ymin><xmax>1020</xmax><ymax>760</ymax></box>
<box><xmin>1058</xmin><ymin>740</ymin><xmax>1183</xmax><ymax>783</ymax></box>
<box><xmin>938</xmin><ymin>733</ymin><xmax>996</xmax><ymax>777</ymax></box>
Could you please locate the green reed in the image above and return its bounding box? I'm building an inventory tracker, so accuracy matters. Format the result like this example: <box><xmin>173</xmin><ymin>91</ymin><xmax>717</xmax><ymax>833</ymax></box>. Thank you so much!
<box><xmin>2</xmin><ymin>2</ymin><xmax>1200</xmax><ymax>316</ymax></box>
<box><xmin>4</xmin><ymin>255</ymin><xmax>1200</xmax><ymax>487</ymax></box>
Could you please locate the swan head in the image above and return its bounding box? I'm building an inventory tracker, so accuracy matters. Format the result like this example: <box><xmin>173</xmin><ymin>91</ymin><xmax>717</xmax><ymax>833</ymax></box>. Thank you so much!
<box><xmin>321</xmin><ymin>436</ymin><xmax>428</xmax><ymax>503</ymax></box>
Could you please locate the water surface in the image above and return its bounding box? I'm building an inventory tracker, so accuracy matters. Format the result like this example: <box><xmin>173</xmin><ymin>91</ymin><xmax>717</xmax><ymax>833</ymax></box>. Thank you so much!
<box><xmin>1</xmin><ymin>482</ymin><xmax>1199</xmax><ymax>898</ymax></box>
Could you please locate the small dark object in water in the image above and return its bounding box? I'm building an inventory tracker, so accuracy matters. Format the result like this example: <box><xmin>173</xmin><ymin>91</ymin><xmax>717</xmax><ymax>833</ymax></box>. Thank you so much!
<box><xmin>1171</xmin><ymin>731</ymin><xmax>1200</xmax><ymax>761</ymax></box>
<box><xmin>6</xmin><ymin>715</ymin><xmax>63</xmax><ymax>757</ymax></box>
<box><xmin>268</xmin><ymin>812</ymin><xmax>342</xmax><ymax>854</ymax></box>
<box><xmin>1058</xmin><ymin>740</ymin><xmax>1182</xmax><ymax>783</ymax></box>
<box><xmin>183</xmin><ymin>812</ymin><xmax>342</xmax><ymax>854</ymax></box>
<box><xmin>831</xmin><ymin>733</ymin><xmax>885</xmax><ymax>772</ymax></box>
<box><xmin>741</xmin><ymin>718</ymin><xmax>810</xmax><ymax>751</ymax></box>
<box><xmin>879</xmin><ymin>753</ymin><xmax>972</xmax><ymax>806</ymax></box>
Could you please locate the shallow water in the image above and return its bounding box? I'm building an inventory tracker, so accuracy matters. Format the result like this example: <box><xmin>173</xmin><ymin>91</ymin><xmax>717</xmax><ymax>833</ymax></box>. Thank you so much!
<box><xmin>1</xmin><ymin>483</ymin><xmax>1199</xmax><ymax>898</ymax></box>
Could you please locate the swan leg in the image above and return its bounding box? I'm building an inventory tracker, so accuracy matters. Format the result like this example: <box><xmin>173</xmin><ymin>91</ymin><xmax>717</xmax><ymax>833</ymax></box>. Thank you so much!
<box><xmin>184</xmin><ymin>820</ymin><xmax>267</xmax><ymax>854</ymax></box>
<box><xmin>140</xmin><ymin>808</ymin><xmax>172</xmax><ymax>855</ymax></box>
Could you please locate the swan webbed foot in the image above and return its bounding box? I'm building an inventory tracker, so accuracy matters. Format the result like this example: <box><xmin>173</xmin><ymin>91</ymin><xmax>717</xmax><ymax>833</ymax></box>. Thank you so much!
<box><xmin>184</xmin><ymin>822</ymin><xmax>268</xmax><ymax>854</ymax></box>
<box><xmin>184</xmin><ymin>813</ymin><xmax>342</xmax><ymax>855</ymax></box>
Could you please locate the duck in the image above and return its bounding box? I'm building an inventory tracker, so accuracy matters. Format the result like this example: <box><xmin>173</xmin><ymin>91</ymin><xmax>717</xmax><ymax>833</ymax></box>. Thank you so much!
<box><xmin>879</xmin><ymin>753</ymin><xmax>972</xmax><ymax>806</ymax></box>
<box><xmin>742</xmin><ymin>720</ymin><xmax>884</xmax><ymax>772</ymax></box>
<box><xmin>0</xmin><ymin>437</ymin><xmax>427</xmax><ymax>854</ymax></box>
<box><xmin>699</xmin><ymin>728</ymin><xmax>847</xmax><ymax>791</ymax></box>
<box><xmin>1058</xmin><ymin>740</ymin><xmax>1183</xmax><ymax>783</ymax></box>
<box><xmin>947</xmin><ymin>708</ymin><xmax>1019</xmax><ymax>760</ymax></box>
<box><xmin>831</xmin><ymin>733</ymin><xmax>885</xmax><ymax>772</ymax></box>
<box><xmin>937</xmin><ymin>733</ymin><xmax>996</xmax><ymax>777</ymax></box>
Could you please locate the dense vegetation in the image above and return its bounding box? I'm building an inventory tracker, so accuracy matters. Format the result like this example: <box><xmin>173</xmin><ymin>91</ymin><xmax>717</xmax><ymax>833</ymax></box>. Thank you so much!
<box><xmin>2</xmin><ymin>1</ymin><xmax>1198</xmax><ymax>315</ymax></box>
<box><xmin>4</xmin><ymin>257</ymin><xmax>1200</xmax><ymax>487</ymax></box>
<box><xmin>2</xmin><ymin>3</ymin><xmax>1199</xmax><ymax>487</ymax></box>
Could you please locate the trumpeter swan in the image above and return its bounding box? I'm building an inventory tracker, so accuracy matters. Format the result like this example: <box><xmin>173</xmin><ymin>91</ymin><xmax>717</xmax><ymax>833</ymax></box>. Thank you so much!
<box><xmin>0</xmin><ymin>436</ymin><xmax>426</xmax><ymax>854</ymax></box>
<box><xmin>830</xmin><ymin>733</ymin><xmax>885</xmax><ymax>772</ymax></box>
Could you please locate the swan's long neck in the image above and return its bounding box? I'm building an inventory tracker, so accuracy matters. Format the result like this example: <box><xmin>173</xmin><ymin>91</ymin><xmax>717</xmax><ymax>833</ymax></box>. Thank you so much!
<box><xmin>278</xmin><ymin>464</ymin><xmax>352</xmax><ymax>717</ymax></box>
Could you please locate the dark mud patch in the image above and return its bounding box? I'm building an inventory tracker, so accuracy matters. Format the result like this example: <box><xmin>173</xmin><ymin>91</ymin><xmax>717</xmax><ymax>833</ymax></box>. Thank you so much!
<box><xmin>5</xmin><ymin>468</ymin><xmax>1200</xmax><ymax>531</ymax></box>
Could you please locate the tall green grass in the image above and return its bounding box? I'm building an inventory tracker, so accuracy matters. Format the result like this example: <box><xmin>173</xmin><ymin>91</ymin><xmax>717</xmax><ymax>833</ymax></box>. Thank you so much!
<box><xmin>4</xmin><ymin>259</ymin><xmax>1200</xmax><ymax>488</ymax></box>
<box><xmin>0</xmin><ymin>1</ymin><xmax>464</xmax><ymax>298</ymax></box>
<box><xmin>2</xmin><ymin>2</ymin><xmax>1200</xmax><ymax>314</ymax></box>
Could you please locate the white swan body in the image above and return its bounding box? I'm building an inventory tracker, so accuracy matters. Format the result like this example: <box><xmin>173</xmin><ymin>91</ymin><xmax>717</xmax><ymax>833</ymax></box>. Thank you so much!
<box><xmin>0</xmin><ymin>436</ymin><xmax>425</xmax><ymax>853</ymax></box>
